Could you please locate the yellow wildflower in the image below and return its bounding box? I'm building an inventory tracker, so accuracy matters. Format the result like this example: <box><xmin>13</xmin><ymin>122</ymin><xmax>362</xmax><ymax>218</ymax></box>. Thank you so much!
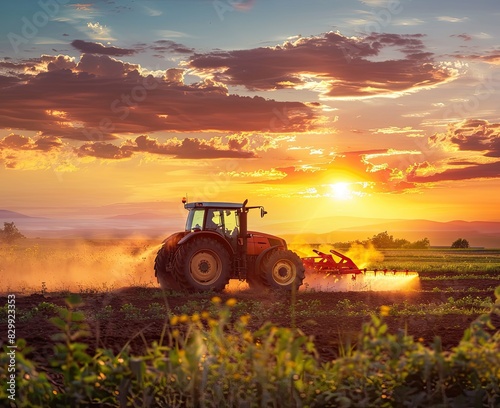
<box><xmin>380</xmin><ymin>305</ymin><xmax>391</xmax><ymax>317</ymax></box>
<box><xmin>226</xmin><ymin>298</ymin><xmax>237</xmax><ymax>307</ymax></box>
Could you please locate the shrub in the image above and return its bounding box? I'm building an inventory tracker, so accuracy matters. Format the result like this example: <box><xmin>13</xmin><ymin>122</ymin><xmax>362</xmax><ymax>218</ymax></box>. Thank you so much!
<box><xmin>452</xmin><ymin>238</ymin><xmax>470</xmax><ymax>248</ymax></box>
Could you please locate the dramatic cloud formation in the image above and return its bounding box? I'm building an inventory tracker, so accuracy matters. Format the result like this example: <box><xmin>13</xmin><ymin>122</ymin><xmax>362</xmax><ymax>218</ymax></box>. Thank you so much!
<box><xmin>76</xmin><ymin>135</ymin><xmax>258</xmax><ymax>160</ymax></box>
<box><xmin>448</xmin><ymin>119</ymin><xmax>500</xmax><ymax>157</ymax></box>
<box><xmin>0</xmin><ymin>54</ymin><xmax>316</xmax><ymax>140</ymax></box>
<box><xmin>188</xmin><ymin>32</ymin><xmax>455</xmax><ymax>98</ymax></box>
<box><xmin>408</xmin><ymin>119</ymin><xmax>500</xmax><ymax>183</ymax></box>
<box><xmin>0</xmin><ymin>134</ymin><xmax>63</xmax><ymax>152</ymax></box>
<box><xmin>71</xmin><ymin>40</ymin><xmax>136</xmax><ymax>56</ymax></box>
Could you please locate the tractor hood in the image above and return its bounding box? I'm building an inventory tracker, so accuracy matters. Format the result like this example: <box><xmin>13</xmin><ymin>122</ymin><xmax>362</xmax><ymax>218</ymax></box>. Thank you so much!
<box><xmin>246</xmin><ymin>231</ymin><xmax>287</xmax><ymax>256</ymax></box>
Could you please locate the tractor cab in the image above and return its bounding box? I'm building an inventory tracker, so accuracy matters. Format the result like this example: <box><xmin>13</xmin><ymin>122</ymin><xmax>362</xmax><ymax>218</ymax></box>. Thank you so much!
<box><xmin>184</xmin><ymin>202</ymin><xmax>243</xmax><ymax>247</ymax></box>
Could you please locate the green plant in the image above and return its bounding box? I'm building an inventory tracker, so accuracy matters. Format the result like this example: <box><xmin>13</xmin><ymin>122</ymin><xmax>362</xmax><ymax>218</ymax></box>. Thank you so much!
<box><xmin>120</xmin><ymin>303</ymin><xmax>142</xmax><ymax>320</ymax></box>
<box><xmin>94</xmin><ymin>304</ymin><xmax>113</xmax><ymax>321</ymax></box>
<box><xmin>146</xmin><ymin>302</ymin><xmax>167</xmax><ymax>319</ymax></box>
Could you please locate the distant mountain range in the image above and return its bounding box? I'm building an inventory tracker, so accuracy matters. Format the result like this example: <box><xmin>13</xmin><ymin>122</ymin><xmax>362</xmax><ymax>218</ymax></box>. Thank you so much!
<box><xmin>0</xmin><ymin>209</ymin><xmax>38</xmax><ymax>219</ymax></box>
<box><xmin>1</xmin><ymin>209</ymin><xmax>499</xmax><ymax>247</ymax></box>
<box><xmin>106</xmin><ymin>212</ymin><xmax>166</xmax><ymax>220</ymax></box>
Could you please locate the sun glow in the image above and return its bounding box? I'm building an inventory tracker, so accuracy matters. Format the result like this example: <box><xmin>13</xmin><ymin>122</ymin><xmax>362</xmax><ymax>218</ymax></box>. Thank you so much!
<box><xmin>329</xmin><ymin>182</ymin><xmax>352</xmax><ymax>200</ymax></box>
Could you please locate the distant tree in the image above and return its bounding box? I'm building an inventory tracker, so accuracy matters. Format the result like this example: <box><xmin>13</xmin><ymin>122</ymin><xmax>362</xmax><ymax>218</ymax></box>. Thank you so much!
<box><xmin>370</xmin><ymin>231</ymin><xmax>397</xmax><ymax>248</ymax></box>
<box><xmin>451</xmin><ymin>238</ymin><xmax>469</xmax><ymax>249</ymax></box>
<box><xmin>0</xmin><ymin>222</ymin><xmax>26</xmax><ymax>243</ymax></box>
<box><xmin>334</xmin><ymin>232</ymin><xmax>430</xmax><ymax>249</ymax></box>
<box><xmin>414</xmin><ymin>237</ymin><xmax>430</xmax><ymax>249</ymax></box>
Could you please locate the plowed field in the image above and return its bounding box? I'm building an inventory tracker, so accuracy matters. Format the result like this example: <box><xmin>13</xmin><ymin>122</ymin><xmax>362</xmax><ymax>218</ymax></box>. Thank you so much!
<box><xmin>7</xmin><ymin>273</ymin><xmax>499</xmax><ymax>368</ymax></box>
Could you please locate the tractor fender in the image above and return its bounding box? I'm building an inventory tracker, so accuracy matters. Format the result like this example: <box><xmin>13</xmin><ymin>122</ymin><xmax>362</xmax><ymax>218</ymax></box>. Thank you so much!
<box><xmin>177</xmin><ymin>231</ymin><xmax>235</xmax><ymax>256</ymax></box>
<box><xmin>255</xmin><ymin>245</ymin><xmax>280</xmax><ymax>271</ymax></box>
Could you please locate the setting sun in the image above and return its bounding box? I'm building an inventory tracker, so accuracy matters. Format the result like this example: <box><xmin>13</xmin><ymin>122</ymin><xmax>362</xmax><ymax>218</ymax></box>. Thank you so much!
<box><xmin>329</xmin><ymin>182</ymin><xmax>352</xmax><ymax>200</ymax></box>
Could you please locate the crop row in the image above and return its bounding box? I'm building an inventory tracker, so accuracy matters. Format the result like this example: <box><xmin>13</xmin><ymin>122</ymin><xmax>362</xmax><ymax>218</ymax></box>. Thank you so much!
<box><xmin>1</xmin><ymin>293</ymin><xmax>496</xmax><ymax>325</ymax></box>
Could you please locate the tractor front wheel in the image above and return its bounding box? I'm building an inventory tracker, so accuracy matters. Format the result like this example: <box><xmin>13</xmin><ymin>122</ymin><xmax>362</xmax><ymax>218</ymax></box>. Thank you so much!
<box><xmin>173</xmin><ymin>238</ymin><xmax>231</xmax><ymax>292</ymax></box>
<box><xmin>260</xmin><ymin>249</ymin><xmax>305</xmax><ymax>291</ymax></box>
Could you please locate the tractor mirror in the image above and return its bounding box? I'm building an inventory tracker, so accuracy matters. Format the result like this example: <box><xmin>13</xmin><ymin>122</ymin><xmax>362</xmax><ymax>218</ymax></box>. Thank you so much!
<box><xmin>260</xmin><ymin>207</ymin><xmax>267</xmax><ymax>218</ymax></box>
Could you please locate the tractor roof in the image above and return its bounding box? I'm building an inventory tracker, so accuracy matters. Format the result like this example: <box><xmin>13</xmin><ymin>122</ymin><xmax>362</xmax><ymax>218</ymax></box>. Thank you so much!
<box><xmin>184</xmin><ymin>202</ymin><xmax>245</xmax><ymax>210</ymax></box>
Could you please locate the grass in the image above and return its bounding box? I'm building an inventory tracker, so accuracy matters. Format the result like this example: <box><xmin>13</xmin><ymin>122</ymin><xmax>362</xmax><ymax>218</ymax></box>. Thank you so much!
<box><xmin>372</xmin><ymin>248</ymin><xmax>500</xmax><ymax>274</ymax></box>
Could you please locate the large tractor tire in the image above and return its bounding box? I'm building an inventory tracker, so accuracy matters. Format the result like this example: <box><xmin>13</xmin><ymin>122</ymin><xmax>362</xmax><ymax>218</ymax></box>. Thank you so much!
<box><xmin>172</xmin><ymin>237</ymin><xmax>231</xmax><ymax>292</ymax></box>
<box><xmin>260</xmin><ymin>249</ymin><xmax>305</xmax><ymax>291</ymax></box>
<box><xmin>154</xmin><ymin>247</ymin><xmax>182</xmax><ymax>291</ymax></box>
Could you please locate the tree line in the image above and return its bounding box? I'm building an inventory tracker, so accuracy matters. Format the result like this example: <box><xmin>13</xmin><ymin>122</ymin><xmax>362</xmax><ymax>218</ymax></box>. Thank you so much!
<box><xmin>333</xmin><ymin>231</ymin><xmax>430</xmax><ymax>249</ymax></box>
<box><xmin>333</xmin><ymin>232</ymin><xmax>471</xmax><ymax>249</ymax></box>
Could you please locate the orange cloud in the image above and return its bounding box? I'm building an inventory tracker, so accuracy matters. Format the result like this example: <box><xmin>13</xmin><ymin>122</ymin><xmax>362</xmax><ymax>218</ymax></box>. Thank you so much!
<box><xmin>188</xmin><ymin>32</ymin><xmax>455</xmax><ymax>98</ymax></box>
<box><xmin>0</xmin><ymin>54</ymin><xmax>316</xmax><ymax>140</ymax></box>
<box><xmin>406</xmin><ymin>119</ymin><xmax>500</xmax><ymax>183</ymax></box>
<box><xmin>76</xmin><ymin>135</ymin><xmax>259</xmax><ymax>160</ymax></box>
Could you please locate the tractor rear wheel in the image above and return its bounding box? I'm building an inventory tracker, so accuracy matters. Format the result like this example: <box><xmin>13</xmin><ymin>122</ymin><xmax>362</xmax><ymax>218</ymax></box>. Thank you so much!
<box><xmin>260</xmin><ymin>249</ymin><xmax>305</xmax><ymax>291</ymax></box>
<box><xmin>154</xmin><ymin>247</ymin><xmax>182</xmax><ymax>291</ymax></box>
<box><xmin>173</xmin><ymin>238</ymin><xmax>231</xmax><ymax>292</ymax></box>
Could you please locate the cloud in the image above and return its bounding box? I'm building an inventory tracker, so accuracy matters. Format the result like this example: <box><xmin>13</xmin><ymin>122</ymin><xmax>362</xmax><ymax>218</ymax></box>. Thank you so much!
<box><xmin>0</xmin><ymin>133</ymin><xmax>65</xmax><ymax>170</ymax></box>
<box><xmin>358</xmin><ymin>0</ymin><xmax>395</xmax><ymax>6</ymax></box>
<box><xmin>436</xmin><ymin>16</ymin><xmax>469</xmax><ymax>23</ymax></box>
<box><xmin>71</xmin><ymin>3</ymin><xmax>93</xmax><ymax>11</ymax></box>
<box><xmin>456</xmin><ymin>50</ymin><xmax>500</xmax><ymax>65</ymax></box>
<box><xmin>71</xmin><ymin>40</ymin><xmax>136</xmax><ymax>56</ymax></box>
<box><xmin>448</xmin><ymin>119</ymin><xmax>500</xmax><ymax>158</ymax></box>
<box><xmin>77</xmin><ymin>142</ymin><xmax>134</xmax><ymax>160</ymax></box>
<box><xmin>0</xmin><ymin>134</ymin><xmax>63</xmax><ymax>152</ymax></box>
<box><xmin>188</xmin><ymin>32</ymin><xmax>455</xmax><ymax>99</ymax></box>
<box><xmin>87</xmin><ymin>22</ymin><xmax>115</xmax><ymax>41</ymax></box>
<box><xmin>0</xmin><ymin>54</ymin><xmax>316</xmax><ymax>139</ymax></box>
<box><xmin>75</xmin><ymin>53</ymin><xmax>139</xmax><ymax>76</ymax></box>
<box><xmin>451</xmin><ymin>33</ymin><xmax>473</xmax><ymax>41</ymax></box>
<box><xmin>407</xmin><ymin>119</ymin><xmax>500</xmax><ymax>183</ymax></box>
<box><xmin>408</xmin><ymin>161</ymin><xmax>500</xmax><ymax>182</ymax></box>
<box><xmin>152</xmin><ymin>40</ymin><xmax>194</xmax><ymax>55</ymax></box>
<box><xmin>77</xmin><ymin>135</ymin><xmax>258</xmax><ymax>160</ymax></box>
<box><xmin>156</xmin><ymin>30</ymin><xmax>189</xmax><ymax>38</ymax></box>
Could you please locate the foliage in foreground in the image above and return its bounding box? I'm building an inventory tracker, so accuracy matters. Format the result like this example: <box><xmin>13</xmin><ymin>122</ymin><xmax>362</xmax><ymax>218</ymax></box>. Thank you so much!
<box><xmin>2</xmin><ymin>289</ymin><xmax>500</xmax><ymax>408</ymax></box>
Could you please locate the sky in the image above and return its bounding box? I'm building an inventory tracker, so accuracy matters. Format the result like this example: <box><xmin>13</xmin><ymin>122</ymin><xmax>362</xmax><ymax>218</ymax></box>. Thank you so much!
<box><xmin>1</xmin><ymin>0</ymin><xmax>500</xmax><ymax>231</ymax></box>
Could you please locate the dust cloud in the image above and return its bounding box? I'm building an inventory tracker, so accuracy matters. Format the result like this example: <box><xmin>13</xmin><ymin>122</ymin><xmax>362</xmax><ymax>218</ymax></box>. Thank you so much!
<box><xmin>0</xmin><ymin>239</ymin><xmax>419</xmax><ymax>294</ymax></box>
<box><xmin>0</xmin><ymin>239</ymin><xmax>160</xmax><ymax>293</ymax></box>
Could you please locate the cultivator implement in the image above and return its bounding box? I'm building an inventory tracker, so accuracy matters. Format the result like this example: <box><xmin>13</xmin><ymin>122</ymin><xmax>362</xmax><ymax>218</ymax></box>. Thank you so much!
<box><xmin>301</xmin><ymin>249</ymin><xmax>419</xmax><ymax>291</ymax></box>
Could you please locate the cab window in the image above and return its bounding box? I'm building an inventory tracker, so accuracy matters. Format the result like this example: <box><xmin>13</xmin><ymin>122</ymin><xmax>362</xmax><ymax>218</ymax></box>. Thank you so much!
<box><xmin>185</xmin><ymin>209</ymin><xmax>204</xmax><ymax>231</ymax></box>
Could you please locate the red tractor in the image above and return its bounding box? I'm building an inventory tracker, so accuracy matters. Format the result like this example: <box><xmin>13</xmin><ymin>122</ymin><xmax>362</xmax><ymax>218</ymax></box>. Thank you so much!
<box><xmin>154</xmin><ymin>199</ymin><xmax>304</xmax><ymax>292</ymax></box>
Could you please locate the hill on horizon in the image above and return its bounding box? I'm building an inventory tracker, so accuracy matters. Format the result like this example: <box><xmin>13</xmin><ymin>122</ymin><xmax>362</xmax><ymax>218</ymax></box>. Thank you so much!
<box><xmin>0</xmin><ymin>209</ymin><xmax>36</xmax><ymax>219</ymax></box>
<box><xmin>2</xmin><ymin>209</ymin><xmax>499</xmax><ymax>247</ymax></box>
